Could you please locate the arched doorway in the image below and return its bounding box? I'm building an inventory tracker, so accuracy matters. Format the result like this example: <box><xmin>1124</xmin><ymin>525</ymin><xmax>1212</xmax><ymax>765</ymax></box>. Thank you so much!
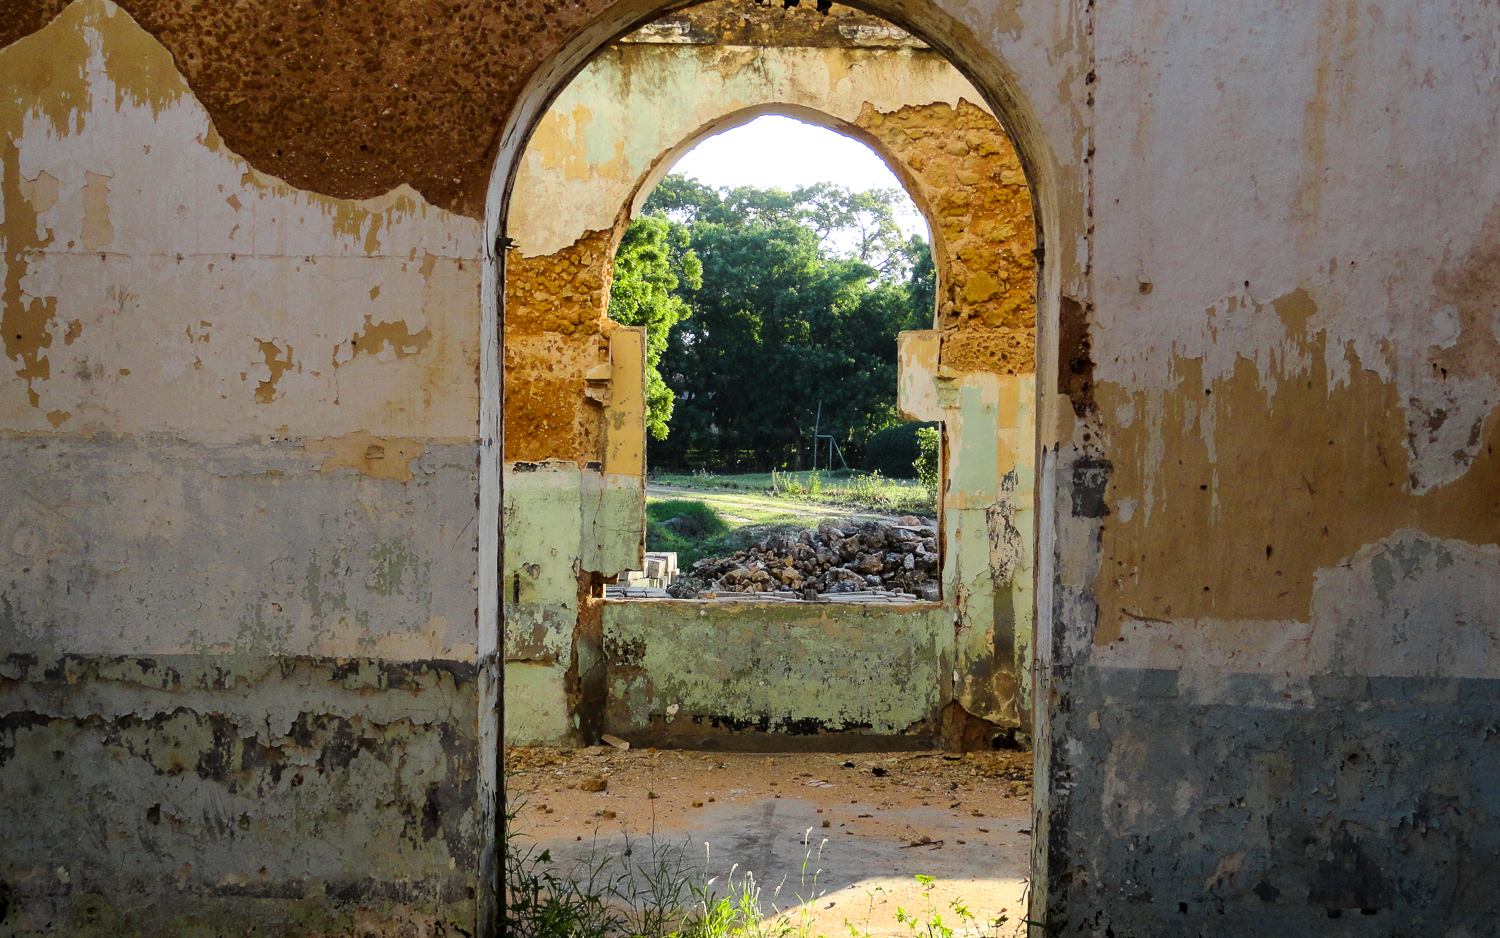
<box><xmin>479</xmin><ymin>0</ymin><xmax>1071</xmax><ymax>932</ymax></box>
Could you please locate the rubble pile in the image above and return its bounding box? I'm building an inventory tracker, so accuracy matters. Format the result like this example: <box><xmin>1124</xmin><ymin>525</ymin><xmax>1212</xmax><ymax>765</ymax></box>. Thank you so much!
<box><xmin>667</xmin><ymin>517</ymin><xmax>940</xmax><ymax>600</ymax></box>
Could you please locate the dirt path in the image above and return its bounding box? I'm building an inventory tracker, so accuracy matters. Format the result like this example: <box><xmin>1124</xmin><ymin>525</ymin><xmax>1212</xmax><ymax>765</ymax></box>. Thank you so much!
<box><xmin>506</xmin><ymin>748</ymin><xmax>1034</xmax><ymax>936</ymax></box>
<box><xmin>646</xmin><ymin>484</ymin><xmax>909</xmax><ymax>525</ymax></box>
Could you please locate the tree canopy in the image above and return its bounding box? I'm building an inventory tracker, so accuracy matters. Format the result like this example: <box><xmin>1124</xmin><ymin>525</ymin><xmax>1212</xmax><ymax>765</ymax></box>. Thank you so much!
<box><xmin>606</xmin><ymin>214</ymin><xmax>701</xmax><ymax>439</ymax></box>
<box><xmin>607</xmin><ymin>174</ymin><xmax>936</xmax><ymax>470</ymax></box>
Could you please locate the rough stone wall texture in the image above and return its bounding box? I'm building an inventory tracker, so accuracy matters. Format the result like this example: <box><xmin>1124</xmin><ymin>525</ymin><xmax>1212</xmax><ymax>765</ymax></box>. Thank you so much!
<box><xmin>502</xmin><ymin>229</ymin><xmax>616</xmax><ymax>465</ymax></box>
<box><xmin>631</xmin><ymin>1</ymin><xmax>933</xmax><ymax>49</ymax></box>
<box><xmin>851</xmin><ymin>99</ymin><xmax>1036</xmax><ymax>373</ymax></box>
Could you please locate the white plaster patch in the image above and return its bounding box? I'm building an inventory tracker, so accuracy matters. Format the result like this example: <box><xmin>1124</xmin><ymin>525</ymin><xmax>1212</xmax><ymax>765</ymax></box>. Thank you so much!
<box><xmin>1095</xmin><ymin>529</ymin><xmax>1500</xmax><ymax>684</ymax></box>
<box><xmin>1314</xmin><ymin>529</ymin><xmax>1500</xmax><ymax>679</ymax></box>
<box><xmin>1398</xmin><ymin>370</ymin><xmax>1499</xmax><ymax>494</ymax></box>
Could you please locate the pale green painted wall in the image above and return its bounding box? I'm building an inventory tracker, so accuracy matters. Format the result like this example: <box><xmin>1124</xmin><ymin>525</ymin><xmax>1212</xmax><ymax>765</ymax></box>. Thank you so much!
<box><xmin>601</xmin><ymin>601</ymin><xmax>951</xmax><ymax>736</ymax></box>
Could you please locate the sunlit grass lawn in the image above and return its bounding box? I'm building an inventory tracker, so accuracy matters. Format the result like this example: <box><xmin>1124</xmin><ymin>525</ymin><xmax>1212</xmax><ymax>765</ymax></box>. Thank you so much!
<box><xmin>651</xmin><ymin>468</ymin><xmax>934</xmax><ymax>516</ymax></box>
<box><xmin>645</xmin><ymin>469</ymin><xmax>935</xmax><ymax>565</ymax></box>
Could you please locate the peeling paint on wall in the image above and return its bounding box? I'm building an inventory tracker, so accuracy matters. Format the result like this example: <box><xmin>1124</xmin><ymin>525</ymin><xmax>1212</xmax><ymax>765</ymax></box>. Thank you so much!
<box><xmin>0</xmin><ymin>0</ymin><xmax>481</xmax><ymax>441</ymax></box>
<box><xmin>304</xmin><ymin>431</ymin><xmax>427</xmax><ymax>483</ymax></box>
<box><xmin>0</xmin><ymin>652</ymin><xmax>479</xmax><ymax>935</ymax></box>
<box><xmin>1094</xmin><ymin>306</ymin><xmax>1499</xmax><ymax>640</ymax></box>
<box><xmin>602</xmin><ymin>600</ymin><xmax>950</xmax><ymax>744</ymax></box>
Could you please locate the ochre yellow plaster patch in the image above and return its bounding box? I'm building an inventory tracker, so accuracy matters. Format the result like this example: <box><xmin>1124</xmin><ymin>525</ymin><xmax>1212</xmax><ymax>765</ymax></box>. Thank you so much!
<box><xmin>2</xmin><ymin>141</ymin><xmax>57</xmax><ymax>409</ymax></box>
<box><xmin>254</xmin><ymin>339</ymin><xmax>296</xmax><ymax>404</ymax></box>
<box><xmin>344</xmin><ymin>316</ymin><xmax>433</xmax><ymax>362</ymax></box>
<box><xmin>305</xmin><ymin>430</ymin><xmax>426</xmax><ymax>482</ymax></box>
<box><xmin>529</xmin><ymin>104</ymin><xmax>595</xmax><ymax>181</ymax></box>
<box><xmin>1094</xmin><ymin>294</ymin><xmax>1500</xmax><ymax>642</ymax></box>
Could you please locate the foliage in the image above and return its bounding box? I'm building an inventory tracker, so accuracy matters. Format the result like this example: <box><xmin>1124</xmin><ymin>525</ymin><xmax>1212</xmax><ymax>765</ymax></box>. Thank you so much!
<box><xmin>771</xmin><ymin>468</ymin><xmax>821</xmax><ymax>497</ymax></box>
<box><xmin>904</xmin><ymin>235</ymin><xmax>937</xmax><ymax>330</ymax></box>
<box><xmin>845</xmin><ymin>470</ymin><xmax>888</xmax><ymax>504</ymax></box>
<box><xmin>914</xmin><ymin>426</ymin><xmax>940</xmax><ymax>497</ymax></box>
<box><xmin>647</xmin><ymin>499</ymin><xmax>731</xmax><ymax>537</ymax></box>
<box><xmin>862</xmin><ymin>421</ymin><xmax>937</xmax><ymax>479</ymax></box>
<box><xmin>608</xmin><ymin>214</ymin><xmax>703</xmax><ymax>439</ymax></box>
<box><xmin>624</xmin><ymin>176</ymin><xmax>932</xmax><ymax>470</ymax></box>
<box><xmin>500</xmin><ymin>800</ymin><xmax>621</xmax><ymax>938</ymax></box>
<box><xmin>645</xmin><ymin>499</ymin><xmax>731</xmax><ymax>566</ymax></box>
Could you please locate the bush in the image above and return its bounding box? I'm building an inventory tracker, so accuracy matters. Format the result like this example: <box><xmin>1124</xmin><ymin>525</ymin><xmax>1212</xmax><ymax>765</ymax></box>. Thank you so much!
<box><xmin>646</xmin><ymin>499</ymin><xmax>730</xmax><ymax>537</ymax></box>
<box><xmin>645</xmin><ymin>499</ymin><xmax>730</xmax><ymax>566</ymax></box>
<box><xmin>914</xmin><ymin>426</ymin><xmax>940</xmax><ymax>497</ymax></box>
<box><xmin>846</xmin><ymin>470</ymin><xmax>889</xmax><ymax>505</ymax></box>
<box><xmin>862</xmin><ymin>422</ymin><xmax>937</xmax><ymax>479</ymax></box>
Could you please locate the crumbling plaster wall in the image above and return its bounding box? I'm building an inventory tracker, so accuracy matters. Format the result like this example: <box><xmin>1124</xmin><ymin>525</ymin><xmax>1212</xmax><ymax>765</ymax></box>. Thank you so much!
<box><xmin>5</xmin><ymin>0</ymin><xmax>1496</xmax><ymax>933</ymax></box>
<box><xmin>500</xmin><ymin>9</ymin><xmax>1038</xmax><ymax>748</ymax></box>
<box><xmin>1</xmin><ymin>2</ymin><xmax>487</xmax><ymax>933</ymax></box>
<box><xmin>1030</xmin><ymin>2</ymin><xmax>1500</xmax><ymax>934</ymax></box>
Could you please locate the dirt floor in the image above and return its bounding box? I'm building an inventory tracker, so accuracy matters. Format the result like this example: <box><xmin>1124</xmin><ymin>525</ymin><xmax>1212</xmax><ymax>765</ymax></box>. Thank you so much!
<box><xmin>506</xmin><ymin>746</ymin><xmax>1035</xmax><ymax>936</ymax></box>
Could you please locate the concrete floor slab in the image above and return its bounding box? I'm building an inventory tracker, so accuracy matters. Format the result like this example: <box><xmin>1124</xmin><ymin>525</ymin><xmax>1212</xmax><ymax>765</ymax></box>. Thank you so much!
<box><xmin>506</xmin><ymin>748</ymin><xmax>1033</xmax><ymax>935</ymax></box>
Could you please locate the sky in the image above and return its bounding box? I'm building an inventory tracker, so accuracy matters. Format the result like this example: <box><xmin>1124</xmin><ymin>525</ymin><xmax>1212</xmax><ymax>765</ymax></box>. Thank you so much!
<box><xmin>667</xmin><ymin>114</ymin><xmax>930</xmax><ymax>242</ymax></box>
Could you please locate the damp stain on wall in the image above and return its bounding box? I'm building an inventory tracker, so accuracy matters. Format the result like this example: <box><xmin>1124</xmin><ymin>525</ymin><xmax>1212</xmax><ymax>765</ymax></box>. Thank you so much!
<box><xmin>0</xmin><ymin>652</ymin><xmax>480</xmax><ymax>935</ymax></box>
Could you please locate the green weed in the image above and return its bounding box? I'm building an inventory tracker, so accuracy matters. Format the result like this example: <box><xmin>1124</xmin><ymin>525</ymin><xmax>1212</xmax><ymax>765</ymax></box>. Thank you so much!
<box><xmin>845</xmin><ymin>471</ymin><xmax>888</xmax><ymax>505</ymax></box>
<box><xmin>770</xmin><ymin>469</ymin><xmax>822</xmax><ymax>498</ymax></box>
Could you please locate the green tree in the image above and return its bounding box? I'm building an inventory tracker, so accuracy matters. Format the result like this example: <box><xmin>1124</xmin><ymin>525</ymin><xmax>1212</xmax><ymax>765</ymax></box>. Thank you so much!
<box><xmin>606</xmin><ymin>214</ymin><xmax>702</xmax><ymax>439</ymax></box>
<box><xmin>797</xmin><ymin>182</ymin><xmax>912</xmax><ymax>276</ymax></box>
<box><xmin>618</xmin><ymin>175</ymin><xmax>932</xmax><ymax>467</ymax></box>
<box><xmin>903</xmin><ymin>234</ymin><xmax>936</xmax><ymax>330</ymax></box>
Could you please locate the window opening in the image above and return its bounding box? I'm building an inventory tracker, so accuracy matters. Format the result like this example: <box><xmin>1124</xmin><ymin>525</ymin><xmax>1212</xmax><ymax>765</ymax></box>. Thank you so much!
<box><xmin>604</xmin><ymin>118</ymin><xmax>942</xmax><ymax>604</ymax></box>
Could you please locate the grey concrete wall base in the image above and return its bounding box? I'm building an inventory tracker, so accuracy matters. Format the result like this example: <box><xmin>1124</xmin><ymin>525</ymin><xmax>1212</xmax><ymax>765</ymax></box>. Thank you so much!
<box><xmin>1044</xmin><ymin>667</ymin><xmax>1500</xmax><ymax>936</ymax></box>
<box><xmin>0</xmin><ymin>653</ymin><xmax>480</xmax><ymax>936</ymax></box>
